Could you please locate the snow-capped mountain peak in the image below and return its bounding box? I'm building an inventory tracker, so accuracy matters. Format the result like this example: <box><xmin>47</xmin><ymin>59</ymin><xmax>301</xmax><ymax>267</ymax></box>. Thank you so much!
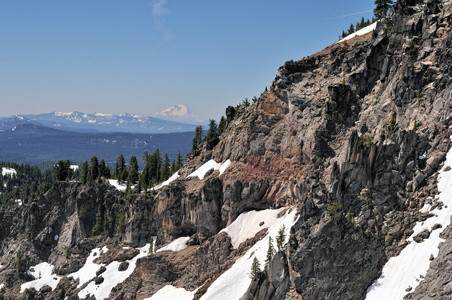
<box><xmin>157</xmin><ymin>104</ymin><xmax>191</xmax><ymax>118</ymax></box>
<box><xmin>155</xmin><ymin>104</ymin><xmax>205</xmax><ymax>124</ymax></box>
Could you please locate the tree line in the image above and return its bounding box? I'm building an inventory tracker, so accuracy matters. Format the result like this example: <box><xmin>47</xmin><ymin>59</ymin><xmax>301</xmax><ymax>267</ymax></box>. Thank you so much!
<box><xmin>340</xmin><ymin>0</ymin><xmax>393</xmax><ymax>40</ymax></box>
<box><xmin>0</xmin><ymin>161</ymin><xmax>54</xmax><ymax>207</ymax></box>
<box><xmin>53</xmin><ymin>149</ymin><xmax>184</xmax><ymax>192</ymax></box>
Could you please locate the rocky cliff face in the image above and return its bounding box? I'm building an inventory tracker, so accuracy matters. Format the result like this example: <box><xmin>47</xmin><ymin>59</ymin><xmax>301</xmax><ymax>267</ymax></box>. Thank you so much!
<box><xmin>0</xmin><ymin>0</ymin><xmax>451</xmax><ymax>299</ymax></box>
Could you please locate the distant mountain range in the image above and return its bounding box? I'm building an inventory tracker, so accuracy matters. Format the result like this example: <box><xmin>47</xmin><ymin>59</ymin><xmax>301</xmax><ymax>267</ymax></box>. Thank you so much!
<box><xmin>0</xmin><ymin>111</ymin><xmax>201</xmax><ymax>134</ymax></box>
<box><xmin>0</xmin><ymin>111</ymin><xmax>199</xmax><ymax>164</ymax></box>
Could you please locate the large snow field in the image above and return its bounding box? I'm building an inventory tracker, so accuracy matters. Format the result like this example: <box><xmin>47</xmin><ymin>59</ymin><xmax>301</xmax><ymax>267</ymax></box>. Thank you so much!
<box><xmin>188</xmin><ymin>159</ymin><xmax>231</xmax><ymax>180</ymax></box>
<box><xmin>200</xmin><ymin>207</ymin><xmax>298</xmax><ymax>300</ymax></box>
<box><xmin>366</xmin><ymin>135</ymin><xmax>452</xmax><ymax>299</ymax></box>
<box><xmin>337</xmin><ymin>22</ymin><xmax>377</xmax><ymax>43</ymax></box>
<box><xmin>20</xmin><ymin>262</ymin><xmax>61</xmax><ymax>293</ymax></box>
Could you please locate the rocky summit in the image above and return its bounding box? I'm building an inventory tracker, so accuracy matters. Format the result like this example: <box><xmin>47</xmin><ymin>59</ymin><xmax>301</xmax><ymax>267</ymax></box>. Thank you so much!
<box><xmin>0</xmin><ymin>0</ymin><xmax>451</xmax><ymax>299</ymax></box>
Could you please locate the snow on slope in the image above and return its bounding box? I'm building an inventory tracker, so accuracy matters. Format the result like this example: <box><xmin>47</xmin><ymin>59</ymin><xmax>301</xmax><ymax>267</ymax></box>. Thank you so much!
<box><xmin>74</xmin><ymin>244</ymin><xmax>149</xmax><ymax>300</ymax></box>
<box><xmin>153</xmin><ymin>171</ymin><xmax>180</xmax><ymax>190</ymax></box>
<box><xmin>221</xmin><ymin>208</ymin><xmax>289</xmax><ymax>249</ymax></box>
<box><xmin>188</xmin><ymin>159</ymin><xmax>231</xmax><ymax>180</ymax></box>
<box><xmin>146</xmin><ymin>285</ymin><xmax>198</xmax><ymax>300</ymax></box>
<box><xmin>337</xmin><ymin>22</ymin><xmax>377</xmax><ymax>43</ymax></box>
<box><xmin>200</xmin><ymin>207</ymin><xmax>298</xmax><ymax>300</ymax></box>
<box><xmin>1</xmin><ymin>167</ymin><xmax>16</xmax><ymax>177</ymax></box>
<box><xmin>366</xmin><ymin>135</ymin><xmax>452</xmax><ymax>299</ymax></box>
<box><xmin>108</xmin><ymin>179</ymin><xmax>137</xmax><ymax>192</ymax></box>
<box><xmin>156</xmin><ymin>236</ymin><xmax>190</xmax><ymax>253</ymax></box>
<box><xmin>20</xmin><ymin>262</ymin><xmax>61</xmax><ymax>293</ymax></box>
<box><xmin>69</xmin><ymin>246</ymin><xmax>109</xmax><ymax>288</ymax></box>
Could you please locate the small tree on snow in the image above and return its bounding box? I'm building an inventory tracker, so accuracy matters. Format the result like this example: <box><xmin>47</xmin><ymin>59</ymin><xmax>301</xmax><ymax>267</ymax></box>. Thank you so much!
<box><xmin>250</xmin><ymin>256</ymin><xmax>261</xmax><ymax>278</ymax></box>
<box><xmin>276</xmin><ymin>224</ymin><xmax>286</xmax><ymax>251</ymax></box>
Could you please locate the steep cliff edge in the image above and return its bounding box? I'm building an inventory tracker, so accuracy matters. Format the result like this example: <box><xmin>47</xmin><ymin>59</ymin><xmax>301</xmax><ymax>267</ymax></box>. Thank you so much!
<box><xmin>0</xmin><ymin>0</ymin><xmax>451</xmax><ymax>299</ymax></box>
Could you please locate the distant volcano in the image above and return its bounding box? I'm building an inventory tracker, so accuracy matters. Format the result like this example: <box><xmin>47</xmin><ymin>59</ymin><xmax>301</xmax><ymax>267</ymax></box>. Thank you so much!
<box><xmin>155</xmin><ymin>104</ymin><xmax>205</xmax><ymax>124</ymax></box>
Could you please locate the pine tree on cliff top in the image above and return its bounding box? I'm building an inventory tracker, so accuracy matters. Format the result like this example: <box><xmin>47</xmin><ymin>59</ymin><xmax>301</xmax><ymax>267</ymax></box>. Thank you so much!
<box><xmin>374</xmin><ymin>0</ymin><xmax>393</xmax><ymax>18</ymax></box>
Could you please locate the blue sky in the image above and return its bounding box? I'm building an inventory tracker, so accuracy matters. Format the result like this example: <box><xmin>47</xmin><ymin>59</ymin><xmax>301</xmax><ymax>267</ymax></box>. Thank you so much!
<box><xmin>0</xmin><ymin>0</ymin><xmax>375</xmax><ymax>121</ymax></box>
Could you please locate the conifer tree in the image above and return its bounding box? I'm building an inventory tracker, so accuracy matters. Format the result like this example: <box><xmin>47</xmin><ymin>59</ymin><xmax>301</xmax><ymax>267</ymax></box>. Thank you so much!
<box><xmin>160</xmin><ymin>153</ymin><xmax>171</xmax><ymax>181</ymax></box>
<box><xmin>128</xmin><ymin>156</ymin><xmax>139</xmax><ymax>184</ymax></box>
<box><xmin>374</xmin><ymin>0</ymin><xmax>393</xmax><ymax>18</ymax></box>
<box><xmin>90</xmin><ymin>156</ymin><xmax>99</xmax><ymax>182</ymax></box>
<box><xmin>341</xmin><ymin>30</ymin><xmax>347</xmax><ymax>39</ymax></box>
<box><xmin>170</xmin><ymin>160</ymin><xmax>176</xmax><ymax>174</ymax></box>
<box><xmin>276</xmin><ymin>225</ymin><xmax>286</xmax><ymax>251</ymax></box>
<box><xmin>360</xmin><ymin>16</ymin><xmax>366</xmax><ymax>28</ymax></box>
<box><xmin>264</xmin><ymin>236</ymin><xmax>275</xmax><ymax>267</ymax></box>
<box><xmin>348</xmin><ymin>23</ymin><xmax>355</xmax><ymax>35</ymax></box>
<box><xmin>191</xmin><ymin>126</ymin><xmax>204</xmax><ymax>153</ymax></box>
<box><xmin>115</xmin><ymin>154</ymin><xmax>126</xmax><ymax>183</ymax></box>
<box><xmin>242</xmin><ymin>98</ymin><xmax>250</xmax><ymax>107</ymax></box>
<box><xmin>250</xmin><ymin>256</ymin><xmax>261</xmax><ymax>278</ymax></box>
<box><xmin>151</xmin><ymin>149</ymin><xmax>161</xmax><ymax>182</ymax></box>
<box><xmin>205</xmin><ymin>119</ymin><xmax>218</xmax><ymax>144</ymax></box>
<box><xmin>54</xmin><ymin>160</ymin><xmax>73</xmax><ymax>182</ymax></box>
<box><xmin>218</xmin><ymin>116</ymin><xmax>227</xmax><ymax>137</ymax></box>
<box><xmin>99</xmin><ymin>159</ymin><xmax>107</xmax><ymax>178</ymax></box>
<box><xmin>92</xmin><ymin>207</ymin><xmax>103</xmax><ymax>236</ymax></box>
<box><xmin>175</xmin><ymin>151</ymin><xmax>183</xmax><ymax>170</ymax></box>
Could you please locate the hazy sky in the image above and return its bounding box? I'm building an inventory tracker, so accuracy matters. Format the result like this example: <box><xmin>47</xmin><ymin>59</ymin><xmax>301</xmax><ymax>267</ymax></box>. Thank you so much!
<box><xmin>1</xmin><ymin>0</ymin><xmax>375</xmax><ymax>120</ymax></box>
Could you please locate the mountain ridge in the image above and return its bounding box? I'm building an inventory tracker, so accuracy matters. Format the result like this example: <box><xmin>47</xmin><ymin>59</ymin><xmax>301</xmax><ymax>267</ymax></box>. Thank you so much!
<box><xmin>0</xmin><ymin>111</ymin><xmax>200</xmax><ymax>134</ymax></box>
<box><xmin>0</xmin><ymin>0</ymin><xmax>451</xmax><ymax>299</ymax></box>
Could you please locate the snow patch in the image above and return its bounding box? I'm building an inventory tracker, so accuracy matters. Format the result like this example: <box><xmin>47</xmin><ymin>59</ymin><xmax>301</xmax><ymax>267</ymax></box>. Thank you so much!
<box><xmin>337</xmin><ymin>22</ymin><xmax>377</xmax><ymax>43</ymax></box>
<box><xmin>200</xmin><ymin>207</ymin><xmax>298</xmax><ymax>300</ymax></box>
<box><xmin>419</xmin><ymin>203</ymin><xmax>432</xmax><ymax>214</ymax></box>
<box><xmin>156</xmin><ymin>237</ymin><xmax>190</xmax><ymax>253</ymax></box>
<box><xmin>20</xmin><ymin>262</ymin><xmax>60</xmax><ymax>293</ymax></box>
<box><xmin>188</xmin><ymin>159</ymin><xmax>231</xmax><ymax>180</ymax></box>
<box><xmin>0</xmin><ymin>283</ymin><xmax>3</xmax><ymax>290</ymax></box>
<box><xmin>108</xmin><ymin>179</ymin><xmax>136</xmax><ymax>192</ymax></box>
<box><xmin>419</xmin><ymin>151</ymin><xmax>427</xmax><ymax>160</ymax></box>
<box><xmin>221</xmin><ymin>208</ymin><xmax>287</xmax><ymax>249</ymax></box>
<box><xmin>153</xmin><ymin>171</ymin><xmax>180</xmax><ymax>190</ymax></box>
<box><xmin>2</xmin><ymin>167</ymin><xmax>17</xmax><ymax>177</ymax></box>
<box><xmin>366</xmin><ymin>135</ymin><xmax>452</xmax><ymax>300</ymax></box>
<box><xmin>69</xmin><ymin>246</ymin><xmax>109</xmax><ymax>288</ymax></box>
<box><xmin>77</xmin><ymin>244</ymin><xmax>148</xmax><ymax>300</ymax></box>
<box><xmin>146</xmin><ymin>285</ymin><xmax>197</xmax><ymax>300</ymax></box>
<box><xmin>219</xmin><ymin>159</ymin><xmax>231</xmax><ymax>175</ymax></box>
